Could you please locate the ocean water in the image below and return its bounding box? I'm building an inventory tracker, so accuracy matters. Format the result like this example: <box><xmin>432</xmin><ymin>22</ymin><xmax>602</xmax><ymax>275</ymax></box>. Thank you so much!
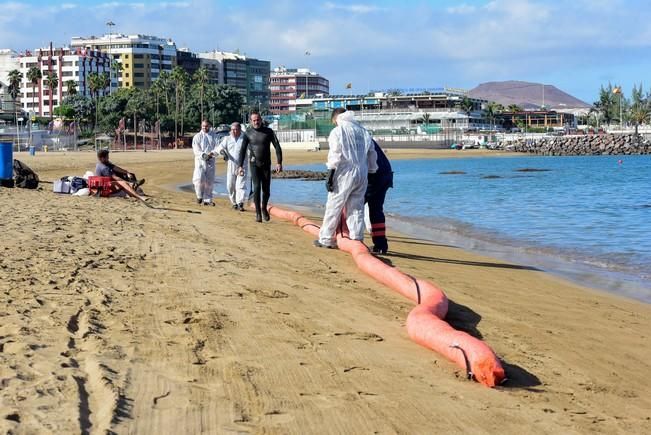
<box><xmin>263</xmin><ymin>155</ymin><xmax>651</xmax><ymax>302</ymax></box>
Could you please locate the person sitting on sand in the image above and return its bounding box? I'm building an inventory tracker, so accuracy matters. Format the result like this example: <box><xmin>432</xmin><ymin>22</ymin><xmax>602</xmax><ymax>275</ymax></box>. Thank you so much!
<box><xmin>95</xmin><ymin>149</ymin><xmax>147</xmax><ymax>201</ymax></box>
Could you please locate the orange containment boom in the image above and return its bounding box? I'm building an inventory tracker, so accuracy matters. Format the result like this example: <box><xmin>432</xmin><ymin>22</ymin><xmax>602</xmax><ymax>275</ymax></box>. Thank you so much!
<box><xmin>267</xmin><ymin>204</ymin><xmax>506</xmax><ymax>387</ymax></box>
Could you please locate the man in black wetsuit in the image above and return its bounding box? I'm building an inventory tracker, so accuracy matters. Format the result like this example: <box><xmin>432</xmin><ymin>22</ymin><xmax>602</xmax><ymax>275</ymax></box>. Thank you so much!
<box><xmin>365</xmin><ymin>140</ymin><xmax>393</xmax><ymax>254</ymax></box>
<box><xmin>237</xmin><ymin>112</ymin><xmax>283</xmax><ymax>222</ymax></box>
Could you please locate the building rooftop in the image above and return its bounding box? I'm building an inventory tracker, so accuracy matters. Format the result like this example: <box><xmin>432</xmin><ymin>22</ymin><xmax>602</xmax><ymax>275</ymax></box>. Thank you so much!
<box><xmin>198</xmin><ymin>50</ymin><xmax>248</xmax><ymax>61</ymax></box>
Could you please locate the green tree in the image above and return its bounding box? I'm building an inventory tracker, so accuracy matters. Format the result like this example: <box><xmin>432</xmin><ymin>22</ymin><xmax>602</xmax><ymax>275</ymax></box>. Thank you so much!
<box><xmin>171</xmin><ymin>66</ymin><xmax>189</xmax><ymax>143</ymax></box>
<box><xmin>7</xmin><ymin>69</ymin><xmax>23</xmax><ymax>127</ymax></box>
<box><xmin>97</xmin><ymin>87</ymin><xmax>130</xmax><ymax>133</ymax></box>
<box><xmin>26</xmin><ymin>66</ymin><xmax>41</xmax><ymax>116</ymax></box>
<box><xmin>629</xmin><ymin>83</ymin><xmax>649</xmax><ymax>136</ymax></box>
<box><xmin>43</xmin><ymin>71</ymin><xmax>59</xmax><ymax>119</ymax></box>
<box><xmin>88</xmin><ymin>72</ymin><xmax>109</xmax><ymax>129</ymax></box>
<box><xmin>65</xmin><ymin>80</ymin><xmax>77</xmax><ymax>96</ymax></box>
<box><xmin>484</xmin><ymin>101</ymin><xmax>502</xmax><ymax>131</ymax></box>
<box><xmin>507</xmin><ymin>104</ymin><xmax>522</xmax><ymax>113</ymax></box>
<box><xmin>193</xmin><ymin>66</ymin><xmax>209</xmax><ymax>123</ymax></box>
<box><xmin>459</xmin><ymin>96</ymin><xmax>474</xmax><ymax>116</ymax></box>
<box><xmin>125</xmin><ymin>88</ymin><xmax>152</xmax><ymax>149</ymax></box>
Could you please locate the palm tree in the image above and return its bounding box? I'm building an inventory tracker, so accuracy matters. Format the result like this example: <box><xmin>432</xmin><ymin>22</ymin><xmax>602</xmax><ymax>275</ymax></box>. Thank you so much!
<box><xmin>194</xmin><ymin>67</ymin><xmax>209</xmax><ymax>122</ymax></box>
<box><xmin>7</xmin><ymin>69</ymin><xmax>23</xmax><ymax>138</ymax></box>
<box><xmin>629</xmin><ymin>102</ymin><xmax>650</xmax><ymax>137</ymax></box>
<box><xmin>459</xmin><ymin>96</ymin><xmax>474</xmax><ymax>116</ymax></box>
<box><xmin>507</xmin><ymin>104</ymin><xmax>522</xmax><ymax>113</ymax></box>
<box><xmin>484</xmin><ymin>101</ymin><xmax>502</xmax><ymax>131</ymax></box>
<box><xmin>65</xmin><ymin>80</ymin><xmax>77</xmax><ymax>96</ymax></box>
<box><xmin>111</xmin><ymin>60</ymin><xmax>122</xmax><ymax>90</ymax></box>
<box><xmin>44</xmin><ymin>72</ymin><xmax>59</xmax><ymax>119</ymax></box>
<box><xmin>98</xmin><ymin>72</ymin><xmax>110</xmax><ymax>97</ymax></box>
<box><xmin>88</xmin><ymin>72</ymin><xmax>100</xmax><ymax>129</ymax></box>
<box><xmin>171</xmin><ymin>66</ymin><xmax>188</xmax><ymax>145</ymax></box>
<box><xmin>26</xmin><ymin>66</ymin><xmax>41</xmax><ymax>116</ymax></box>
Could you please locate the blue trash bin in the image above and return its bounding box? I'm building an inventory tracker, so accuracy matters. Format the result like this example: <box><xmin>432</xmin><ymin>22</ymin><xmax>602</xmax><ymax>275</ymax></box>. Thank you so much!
<box><xmin>0</xmin><ymin>142</ymin><xmax>13</xmax><ymax>180</ymax></box>
<box><xmin>29</xmin><ymin>146</ymin><xmax>36</xmax><ymax>156</ymax></box>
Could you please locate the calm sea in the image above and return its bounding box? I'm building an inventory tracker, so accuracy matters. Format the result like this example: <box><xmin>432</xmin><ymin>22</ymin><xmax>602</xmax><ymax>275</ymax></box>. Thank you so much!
<box><xmin>257</xmin><ymin>155</ymin><xmax>651</xmax><ymax>303</ymax></box>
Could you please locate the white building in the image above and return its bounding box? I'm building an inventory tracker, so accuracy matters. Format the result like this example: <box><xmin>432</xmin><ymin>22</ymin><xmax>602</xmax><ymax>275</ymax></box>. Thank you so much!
<box><xmin>71</xmin><ymin>34</ymin><xmax>177</xmax><ymax>90</ymax></box>
<box><xmin>0</xmin><ymin>49</ymin><xmax>20</xmax><ymax>116</ymax></box>
<box><xmin>17</xmin><ymin>45</ymin><xmax>111</xmax><ymax>117</ymax></box>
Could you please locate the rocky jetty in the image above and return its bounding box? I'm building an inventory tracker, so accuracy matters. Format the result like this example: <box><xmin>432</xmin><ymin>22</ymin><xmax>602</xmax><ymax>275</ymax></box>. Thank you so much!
<box><xmin>272</xmin><ymin>169</ymin><xmax>327</xmax><ymax>180</ymax></box>
<box><xmin>499</xmin><ymin>134</ymin><xmax>651</xmax><ymax>156</ymax></box>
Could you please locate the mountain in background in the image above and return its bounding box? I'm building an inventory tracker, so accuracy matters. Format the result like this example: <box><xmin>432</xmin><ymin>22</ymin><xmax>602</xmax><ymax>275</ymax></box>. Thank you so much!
<box><xmin>468</xmin><ymin>81</ymin><xmax>591</xmax><ymax>110</ymax></box>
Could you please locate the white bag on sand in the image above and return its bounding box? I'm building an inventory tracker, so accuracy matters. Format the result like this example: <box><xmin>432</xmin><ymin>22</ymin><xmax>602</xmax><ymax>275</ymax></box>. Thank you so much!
<box><xmin>53</xmin><ymin>179</ymin><xmax>71</xmax><ymax>194</ymax></box>
<box><xmin>72</xmin><ymin>188</ymin><xmax>90</xmax><ymax>196</ymax></box>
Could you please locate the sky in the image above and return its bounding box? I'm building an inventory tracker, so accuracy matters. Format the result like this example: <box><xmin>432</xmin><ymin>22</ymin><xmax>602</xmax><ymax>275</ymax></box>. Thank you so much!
<box><xmin>1</xmin><ymin>0</ymin><xmax>651</xmax><ymax>103</ymax></box>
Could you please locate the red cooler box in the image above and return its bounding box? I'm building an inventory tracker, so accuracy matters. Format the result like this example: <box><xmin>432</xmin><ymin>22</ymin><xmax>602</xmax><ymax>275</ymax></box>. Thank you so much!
<box><xmin>87</xmin><ymin>176</ymin><xmax>113</xmax><ymax>197</ymax></box>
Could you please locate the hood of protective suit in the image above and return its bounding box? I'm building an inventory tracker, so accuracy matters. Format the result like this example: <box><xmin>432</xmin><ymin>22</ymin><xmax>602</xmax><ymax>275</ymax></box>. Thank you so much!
<box><xmin>336</xmin><ymin>110</ymin><xmax>355</xmax><ymax>124</ymax></box>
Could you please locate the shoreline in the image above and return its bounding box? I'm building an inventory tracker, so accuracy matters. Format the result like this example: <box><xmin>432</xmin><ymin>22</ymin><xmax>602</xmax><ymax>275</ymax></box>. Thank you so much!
<box><xmin>3</xmin><ymin>149</ymin><xmax>651</xmax><ymax>433</ymax></box>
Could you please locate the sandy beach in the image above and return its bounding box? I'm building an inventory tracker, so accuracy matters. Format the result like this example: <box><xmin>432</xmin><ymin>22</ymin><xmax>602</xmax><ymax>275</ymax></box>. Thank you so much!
<box><xmin>1</xmin><ymin>148</ymin><xmax>650</xmax><ymax>434</ymax></box>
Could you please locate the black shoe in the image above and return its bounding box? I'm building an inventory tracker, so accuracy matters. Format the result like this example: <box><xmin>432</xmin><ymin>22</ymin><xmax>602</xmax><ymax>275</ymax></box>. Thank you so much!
<box><xmin>196</xmin><ymin>198</ymin><xmax>202</xmax><ymax>204</ymax></box>
<box><xmin>255</xmin><ymin>213</ymin><xmax>262</xmax><ymax>223</ymax></box>
<box><xmin>313</xmin><ymin>240</ymin><xmax>337</xmax><ymax>249</ymax></box>
<box><xmin>238</xmin><ymin>203</ymin><xmax>245</xmax><ymax>212</ymax></box>
<box><xmin>262</xmin><ymin>209</ymin><xmax>270</xmax><ymax>221</ymax></box>
<box><xmin>203</xmin><ymin>201</ymin><xmax>215</xmax><ymax>207</ymax></box>
<box><xmin>132</xmin><ymin>178</ymin><xmax>146</xmax><ymax>190</ymax></box>
<box><xmin>371</xmin><ymin>245</ymin><xmax>388</xmax><ymax>254</ymax></box>
<box><xmin>232</xmin><ymin>204</ymin><xmax>238</xmax><ymax>210</ymax></box>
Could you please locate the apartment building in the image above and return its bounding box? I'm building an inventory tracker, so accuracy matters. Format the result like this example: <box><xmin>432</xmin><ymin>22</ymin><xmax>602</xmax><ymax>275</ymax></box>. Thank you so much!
<box><xmin>17</xmin><ymin>44</ymin><xmax>111</xmax><ymax>117</ymax></box>
<box><xmin>198</xmin><ymin>51</ymin><xmax>270</xmax><ymax>107</ymax></box>
<box><xmin>70</xmin><ymin>34</ymin><xmax>177</xmax><ymax>89</ymax></box>
<box><xmin>270</xmin><ymin>67</ymin><xmax>329</xmax><ymax>114</ymax></box>
<box><xmin>0</xmin><ymin>49</ymin><xmax>20</xmax><ymax>117</ymax></box>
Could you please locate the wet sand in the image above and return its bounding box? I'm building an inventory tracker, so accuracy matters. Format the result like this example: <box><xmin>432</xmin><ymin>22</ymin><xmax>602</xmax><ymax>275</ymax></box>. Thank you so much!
<box><xmin>1</xmin><ymin>149</ymin><xmax>650</xmax><ymax>434</ymax></box>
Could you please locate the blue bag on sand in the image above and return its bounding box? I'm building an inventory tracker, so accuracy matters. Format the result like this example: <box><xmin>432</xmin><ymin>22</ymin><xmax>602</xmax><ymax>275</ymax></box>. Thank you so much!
<box><xmin>70</xmin><ymin>177</ymin><xmax>87</xmax><ymax>193</ymax></box>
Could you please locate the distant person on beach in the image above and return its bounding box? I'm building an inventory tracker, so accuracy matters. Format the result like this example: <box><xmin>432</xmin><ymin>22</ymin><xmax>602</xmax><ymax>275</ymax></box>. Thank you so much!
<box><xmin>192</xmin><ymin>119</ymin><xmax>220</xmax><ymax>206</ymax></box>
<box><xmin>237</xmin><ymin>112</ymin><xmax>283</xmax><ymax>222</ymax></box>
<box><xmin>95</xmin><ymin>149</ymin><xmax>147</xmax><ymax>200</ymax></box>
<box><xmin>365</xmin><ymin>140</ymin><xmax>393</xmax><ymax>254</ymax></box>
<box><xmin>314</xmin><ymin>108</ymin><xmax>377</xmax><ymax>249</ymax></box>
<box><xmin>218</xmin><ymin>122</ymin><xmax>248</xmax><ymax>212</ymax></box>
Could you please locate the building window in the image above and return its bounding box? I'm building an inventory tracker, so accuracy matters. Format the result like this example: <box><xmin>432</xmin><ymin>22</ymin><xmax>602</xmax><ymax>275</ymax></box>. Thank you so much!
<box><xmin>134</xmin><ymin>63</ymin><xmax>144</xmax><ymax>68</ymax></box>
<box><xmin>133</xmin><ymin>54</ymin><xmax>144</xmax><ymax>59</ymax></box>
<box><xmin>134</xmin><ymin>72</ymin><xmax>144</xmax><ymax>78</ymax></box>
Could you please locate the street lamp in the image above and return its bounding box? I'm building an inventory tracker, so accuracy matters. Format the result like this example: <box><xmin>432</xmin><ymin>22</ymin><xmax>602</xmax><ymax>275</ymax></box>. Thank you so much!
<box><xmin>304</xmin><ymin>50</ymin><xmax>311</xmax><ymax>102</ymax></box>
<box><xmin>106</xmin><ymin>21</ymin><xmax>115</xmax><ymax>94</ymax></box>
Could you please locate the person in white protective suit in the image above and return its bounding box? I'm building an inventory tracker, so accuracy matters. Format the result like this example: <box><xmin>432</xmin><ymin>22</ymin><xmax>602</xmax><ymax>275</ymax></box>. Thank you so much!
<box><xmin>217</xmin><ymin>122</ymin><xmax>249</xmax><ymax>212</ymax></box>
<box><xmin>192</xmin><ymin>119</ymin><xmax>219</xmax><ymax>206</ymax></box>
<box><xmin>314</xmin><ymin>108</ymin><xmax>378</xmax><ymax>248</ymax></box>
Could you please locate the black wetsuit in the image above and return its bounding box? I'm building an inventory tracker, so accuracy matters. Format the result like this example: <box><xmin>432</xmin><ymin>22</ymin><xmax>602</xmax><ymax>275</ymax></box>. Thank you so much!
<box><xmin>238</xmin><ymin>126</ymin><xmax>283</xmax><ymax>214</ymax></box>
<box><xmin>365</xmin><ymin>141</ymin><xmax>393</xmax><ymax>252</ymax></box>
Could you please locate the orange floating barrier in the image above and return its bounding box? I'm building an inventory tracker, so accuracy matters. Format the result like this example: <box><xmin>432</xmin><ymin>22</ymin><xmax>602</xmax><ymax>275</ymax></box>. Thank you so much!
<box><xmin>267</xmin><ymin>204</ymin><xmax>506</xmax><ymax>387</ymax></box>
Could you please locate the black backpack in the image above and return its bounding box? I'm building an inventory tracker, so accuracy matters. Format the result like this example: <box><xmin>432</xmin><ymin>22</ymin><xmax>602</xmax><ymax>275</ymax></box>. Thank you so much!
<box><xmin>13</xmin><ymin>159</ymin><xmax>39</xmax><ymax>189</ymax></box>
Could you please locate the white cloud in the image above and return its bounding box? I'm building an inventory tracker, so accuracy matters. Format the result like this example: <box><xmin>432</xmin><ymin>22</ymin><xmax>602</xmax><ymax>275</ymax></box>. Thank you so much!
<box><xmin>446</xmin><ymin>4</ymin><xmax>476</xmax><ymax>14</ymax></box>
<box><xmin>323</xmin><ymin>2</ymin><xmax>383</xmax><ymax>14</ymax></box>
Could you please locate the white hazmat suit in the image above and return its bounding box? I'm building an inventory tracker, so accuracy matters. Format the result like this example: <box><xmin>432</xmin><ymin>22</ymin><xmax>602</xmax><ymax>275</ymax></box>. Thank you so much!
<box><xmin>217</xmin><ymin>133</ymin><xmax>249</xmax><ymax>206</ymax></box>
<box><xmin>318</xmin><ymin>111</ymin><xmax>378</xmax><ymax>246</ymax></box>
<box><xmin>192</xmin><ymin>130</ymin><xmax>219</xmax><ymax>204</ymax></box>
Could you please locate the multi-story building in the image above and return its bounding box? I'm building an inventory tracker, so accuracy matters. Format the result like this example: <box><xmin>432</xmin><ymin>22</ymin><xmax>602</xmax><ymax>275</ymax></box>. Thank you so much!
<box><xmin>198</xmin><ymin>51</ymin><xmax>270</xmax><ymax>107</ymax></box>
<box><xmin>198</xmin><ymin>57</ymin><xmax>221</xmax><ymax>85</ymax></box>
<box><xmin>270</xmin><ymin>67</ymin><xmax>329</xmax><ymax>114</ymax></box>
<box><xmin>301</xmin><ymin>89</ymin><xmax>490</xmax><ymax>132</ymax></box>
<box><xmin>70</xmin><ymin>34</ymin><xmax>177</xmax><ymax>89</ymax></box>
<box><xmin>0</xmin><ymin>49</ymin><xmax>20</xmax><ymax>118</ymax></box>
<box><xmin>17</xmin><ymin>44</ymin><xmax>111</xmax><ymax>117</ymax></box>
<box><xmin>176</xmin><ymin>48</ymin><xmax>200</xmax><ymax>77</ymax></box>
<box><xmin>496</xmin><ymin>110</ymin><xmax>576</xmax><ymax>130</ymax></box>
